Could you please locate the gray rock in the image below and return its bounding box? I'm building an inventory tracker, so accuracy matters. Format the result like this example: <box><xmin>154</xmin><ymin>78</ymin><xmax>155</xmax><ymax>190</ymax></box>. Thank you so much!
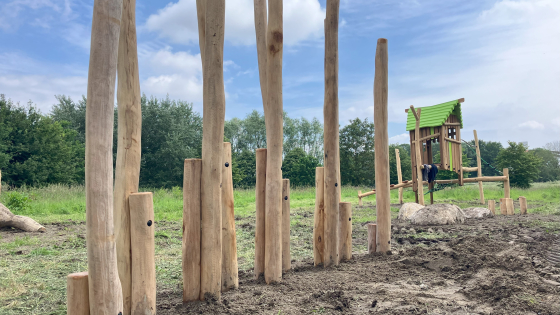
<box><xmin>463</xmin><ymin>207</ymin><xmax>493</xmax><ymax>219</ymax></box>
<box><xmin>409</xmin><ymin>204</ymin><xmax>466</xmax><ymax>225</ymax></box>
<box><xmin>398</xmin><ymin>203</ymin><xmax>425</xmax><ymax>220</ymax></box>
<box><xmin>427</xmin><ymin>228</ymin><xmax>434</xmax><ymax>233</ymax></box>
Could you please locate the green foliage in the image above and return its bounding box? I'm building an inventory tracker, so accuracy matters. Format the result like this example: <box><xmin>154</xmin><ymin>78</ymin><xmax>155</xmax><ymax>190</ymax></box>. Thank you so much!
<box><xmin>531</xmin><ymin>148</ymin><xmax>560</xmax><ymax>182</ymax></box>
<box><xmin>50</xmin><ymin>95</ymin><xmax>87</xmax><ymax>143</ymax></box>
<box><xmin>389</xmin><ymin>144</ymin><xmax>412</xmax><ymax>184</ymax></box>
<box><xmin>4</xmin><ymin>191</ymin><xmax>30</xmax><ymax>212</ymax></box>
<box><xmin>340</xmin><ymin>118</ymin><xmax>375</xmax><ymax>187</ymax></box>
<box><xmin>497</xmin><ymin>141</ymin><xmax>542</xmax><ymax>189</ymax></box>
<box><xmin>232</xmin><ymin>150</ymin><xmax>256</xmax><ymax>188</ymax></box>
<box><xmin>281</xmin><ymin>148</ymin><xmax>319</xmax><ymax>187</ymax></box>
<box><xmin>464</xmin><ymin>139</ymin><xmax>503</xmax><ymax>176</ymax></box>
<box><xmin>283</xmin><ymin>114</ymin><xmax>323</xmax><ymax>162</ymax></box>
<box><xmin>224</xmin><ymin>110</ymin><xmax>266</xmax><ymax>154</ymax></box>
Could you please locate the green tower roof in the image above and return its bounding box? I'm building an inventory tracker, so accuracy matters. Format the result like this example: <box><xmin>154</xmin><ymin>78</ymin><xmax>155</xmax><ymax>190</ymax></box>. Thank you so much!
<box><xmin>406</xmin><ymin>99</ymin><xmax>463</xmax><ymax>131</ymax></box>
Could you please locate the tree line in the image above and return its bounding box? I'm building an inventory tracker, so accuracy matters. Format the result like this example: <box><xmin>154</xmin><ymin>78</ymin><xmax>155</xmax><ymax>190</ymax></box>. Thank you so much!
<box><xmin>1</xmin><ymin>94</ymin><xmax>558</xmax><ymax>189</ymax></box>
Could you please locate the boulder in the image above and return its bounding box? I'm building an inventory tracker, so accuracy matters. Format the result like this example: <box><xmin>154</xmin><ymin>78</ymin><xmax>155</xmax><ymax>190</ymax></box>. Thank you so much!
<box><xmin>410</xmin><ymin>204</ymin><xmax>465</xmax><ymax>225</ymax></box>
<box><xmin>398</xmin><ymin>203</ymin><xmax>424</xmax><ymax>220</ymax></box>
<box><xmin>463</xmin><ymin>207</ymin><xmax>493</xmax><ymax>219</ymax></box>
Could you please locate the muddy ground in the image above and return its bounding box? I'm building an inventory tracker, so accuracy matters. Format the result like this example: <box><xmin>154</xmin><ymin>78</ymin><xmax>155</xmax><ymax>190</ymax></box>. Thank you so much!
<box><xmin>160</xmin><ymin>214</ymin><xmax>560</xmax><ymax>315</ymax></box>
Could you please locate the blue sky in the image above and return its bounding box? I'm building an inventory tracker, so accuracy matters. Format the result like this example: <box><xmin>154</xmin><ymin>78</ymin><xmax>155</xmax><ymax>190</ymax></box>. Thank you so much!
<box><xmin>1</xmin><ymin>0</ymin><xmax>559</xmax><ymax>148</ymax></box>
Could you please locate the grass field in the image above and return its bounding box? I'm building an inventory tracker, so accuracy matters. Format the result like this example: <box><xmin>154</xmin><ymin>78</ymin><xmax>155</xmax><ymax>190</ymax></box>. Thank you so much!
<box><xmin>0</xmin><ymin>181</ymin><xmax>559</xmax><ymax>314</ymax></box>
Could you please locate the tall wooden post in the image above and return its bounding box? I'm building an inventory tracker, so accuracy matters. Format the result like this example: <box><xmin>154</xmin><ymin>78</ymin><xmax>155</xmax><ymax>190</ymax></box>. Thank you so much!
<box><xmin>129</xmin><ymin>192</ymin><xmax>156</xmax><ymax>315</ymax></box>
<box><xmin>254</xmin><ymin>149</ymin><xmax>267</xmax><ymax>279</ymax></box>
<box><xmin>519</xmin><ymin>196</ymin><xmax>527</xmax><ymax>215</ymax></box>
<box><xmin>282</xmin><ymin>179</ymin><xmax>291</xmax><ymax>272</ymax></box>
<box><xmin>503</xmin><ymin>168</ymin><xmax>510</xmax><ymax>199</ymax></box>
<box><xmin>473</xmin><ymin>130</ymin><xmax>484</xmax><ymax>205</ymax></box>
<box><xmin>395</xmin><ymin>149</ymin><xmax>403</xmax><ymax>204</ymax></box>
<box><xmin>339</xmin><ymin>202</ymin><xmax>352</xmax><ymax>261</ymax></box>
<box><xmin>183</xmin><ymin>159</ymin><xmax>201</xmax><ymax>302</ymax></box>
<box><xmin>323</xmin><ymin>0</ymin><xmax>341</xmax><ymax>267</ymax></box>
<box><xmin>253</xmin><ymin>0</ymin><xmax>267</xmax><ymax>105</ymax></box>
<box><xmin>410</xmin><ymin>106</ymin><xmax>425</xmax><ymax>206</ymax></box>
<box><xmin>221</xmin><ymin>142</ymin><xmax>238</xmax><ymax>291</ymax></box>
<box><xmin>67</xmin><ymin>272</ymin><xmax>90</xmax><ymax>315</ymax></box>
<box><xmin>374</xmin><ymin>38</ymin><xmax>390</xmax><ymax>253</ymax></box>
<box><xmin>85</xmin><ymin>0</ymin><xmax>124</xmax><ymax>312</ymax></box>
<box><xmin>200</xmin><ymin>0</ymin><xmax>226</xmax><ymax>299</ymax></box>
<box><xmin>114</xmin><ymin>0</ymin><xmax>142</xmax><ymax>310</ymax></box>
<box><xmin>313</xmin><ymin>167</ymin><xmax>325</xmax><ymax>266</ymax></box>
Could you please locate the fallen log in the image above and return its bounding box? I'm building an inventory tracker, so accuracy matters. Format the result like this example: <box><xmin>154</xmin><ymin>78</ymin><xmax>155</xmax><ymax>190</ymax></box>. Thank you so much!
<box><xmin>0</xmin><ymin>203</ymin><xmax>46</xmax><ymax>232</ymax></box>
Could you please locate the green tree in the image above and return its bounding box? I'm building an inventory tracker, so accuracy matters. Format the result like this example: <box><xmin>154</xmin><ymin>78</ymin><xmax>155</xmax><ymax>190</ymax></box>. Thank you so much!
<box><xmin>389</xmin><ymin>144</ymin><xmax>412</xmax><ymax>184</ymax></box>
<box><xmin>339</xmin><ymin>118</ymin><xmax>375</xmax><ymax>187</ymax></box>
<box><xmin>231</xmin><ymin>150</ymin><xmax>256</xmax><ymax>188</ymax></box>
<box><xmin>464</xmin><ymin>139</ymin><xmax>503</xmax><ymax>176</ymax></box>
<box><xmin>51</xmin><ymin>95</ymin><xmax>87</xmax><ymax>143</ymax></box>
<box><xmin>281</xmin><ymin>148</ymin><xmax>319</xmax><ymax>187</ymax></box>
<box><xmin>531</xmin><ymin>148</ymin><xmax>560</xmax><ymax>182</ymax></box>
<box><xmin>497</xmin><ymin>141</ymin><xmax>541</xmax><ymax>188</ymax></box>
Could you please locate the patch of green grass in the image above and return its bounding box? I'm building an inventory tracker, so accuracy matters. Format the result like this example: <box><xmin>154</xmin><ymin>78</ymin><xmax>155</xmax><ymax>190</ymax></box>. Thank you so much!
<box><xmin>0</xmin><ymin>235</ymin><xmax>40</xmax><ymax>251</ymax></box>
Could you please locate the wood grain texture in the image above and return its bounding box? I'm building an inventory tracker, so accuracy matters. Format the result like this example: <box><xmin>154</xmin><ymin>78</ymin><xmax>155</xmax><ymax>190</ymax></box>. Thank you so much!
<box><xmin>183</xmin><ymin>159</ymin><xmax>201</xmax><ymax>302</ymax></box>
<box><xmin>506</xmin><ymin>198</ymin><xmax>514</xmax><ymax>215</ymax></box>
<box><xmin>114</xmin><ymin>0</ymin><xmax>142</xmax><ymax>310</ymax></box>
<box><xmin>282</xmin><ymin>179</ymin><xmax>291</xmax><ymax>272</ymax></box>
<box><xmin>323</xmin><ymin>0</ymin><xmax>341</xmax><ymax>268</ymax></box>
<box><xmin>264</xmin><ymin>0</ymin><xmax>284</xmax><ymax>284</ymax></box>
<box><xmin>503</xmin><ymin>168</ymin><xmax>510</xmax><ymax>199</ymax></box>
<box><xmin>85</xmin><ymin>0</ymin><xmax>124</xmax><ymax>311</ymax></box>
<box><xmin>412</xmin><ymin>107</ymin><xmax>425</xmax><ymax>206</ymax></box>
<box><xmin>367</xmin><ymin>224</ymin><xmax>377</xmax><ymax>254</ymax></box>
<box><xmin>200</xmin><ymin>0</ymin><xmax>226</xmax><ymax>299</ymax></box>
<box><xmin>129</xmin><ymin>193</ymin><xmax>156</xmax><ymax>314</ymax></box>
<box><xmin>196</xmin><ymin>0</ymin><xmax>206</xmax><ymax>65</ymax></box>
<box><xmin>339</xmin><ymin>202</ymin><xmax>352</xmax><ymax>261</ymax></box>
<box><xmin>221</xmin><ymin>143</ymin><xmax>238</xmax><ymax>292</ymax></box>
<box><xmin>254</xmin><ymin>149</ymin><xmax>267</xmax><ymax>279</ymax></box>
<box><xmin>67</xmin><ymin>272</ymin><xmax>90</xmax><ymax>315</ymax></box>
<box><xmin>500</xmin><ymin>198</ymin><xmax>507</xmax><ymax>215</ymax></box>
<box><xmin>253</xmin><ymin>0</ymin><xmax>267</xmax><ymax>106</ymax></box>
<box><xmin>519</xmin><ymin>196</ymin><xmax>527</xmax><ymax>215</ymax></box>
<box><xmin>488</xmin><ymin>200</ymin><xmax>496</xmax><ymax>215</ymax></box>
<box><xmin>313</xmin><ymin>167</ymin><xmax>325</xmax><ymax>266</ymax></box>
<box><xmin>395</xmin><ymin>149</ymin><xmax>403</xmax><ymax>204</ymax></box>
<box><xmin>0</xmin><ymin>203</ymin><xmax>46</xmax><ymax>232</ymax></box>
<box><xmin>374</xmin><ymin>38</ymin><xmax>391</xmax><ymax>253</ymax></box>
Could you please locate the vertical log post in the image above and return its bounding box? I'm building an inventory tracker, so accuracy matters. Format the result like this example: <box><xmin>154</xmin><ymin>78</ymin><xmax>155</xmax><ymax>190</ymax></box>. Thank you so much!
<box><xmin>254</xmin><ymin>149</ymin><xmax>267</xmax><ymax>278</ymax></box>
<box><xmin>499</xmin><ymin>198</ymin><xmax>507</xmax><ymax>215</ymax></box>
<box><xmin>519</xmin><ymin>196</ymin><xmax>527</xmax><ymax>215</ymax></box>
<box><xmin>358</xmin><ymin>191</ymin><xmax>362</xmax><ymax>206</ymax></box>
<box><xmin>367</xmin><ymin>224</ymin><xmax>377</xmax><ymax>254</ymax></box>
<box><xmin>183</xmin><ymin>159</ymin><xmax>201</xmax><ymax>302</ymax></box>
<box><xmin>114</xmin><ymin>0</ymin><xmax>142</xmax><ymax>310</ymax></box>
<box><xmin>263</xmin><ymin>0</ymin><xmax>284</xmax><ymax>283</ymax></box>
<box><xmin>503</xmin><ymin>168</ymin><xmax>510</xmax><ymax>199</ymax></box>
<box><xmin>323</xmin><ymin>0</ymin><xmax>341</xmax><ymax>268</ymax></box>
<box><xmin>200</xmin><ymin>0</ymin><xmax>226</xmax><ymax>299</ymax></box>
<box><xmin>374</xmin><ymin>38</ymin><xmax>391</xmax><ymax>253</ymax></box>
<box><xmin>473</xmin><ymin>130</ymin><xmax>484</xmax><ymax>205</ymax></box>
<box><xmin>313</xmin><ymin>167</ymin><xmax>325</xmax><ymax>266</ymax></box>
<box><xmin>395</xmin><ymin>149</ymin><xmax>403</xmax><ymax>204</ymax></box>
<box><xmin>221</xmin><ymin>143</ymin><xmax>238</xmax><ymax>291</ymax></box>
<box><xmin>129</xmin><ymin>192</ymin><xmax>156</xmax><ymax>314</ymax></box>
<box><xmin>67</xmin><ymin>272</ymin><xmax>90</xmax><ymax>315</ymax></box>
<box><xmin>85</xmin><ymin>0</ymin><xmax>124</xmax><ymax>311</ymax></box>
<box><xmin>488</xmin><ymin>200</ymin><xmax>496</xmax><ymax>215</ymax></box>
<box><xmin>282</xmin><ymin>179</ymin><xmax>291</xmax><ymax>272</ymax></box>
<box><xmin>410</xmin><ymin>106</ymin><xmax>425</xmax><ymax>206</ymax></box>
<box><xmin>506</xmin><ymin>198</ymin><xmax>514</xmax><ymax>215</ymax></box>
<box><xmin>339</xmin><ymin>202</ymin><xmax>352</xmax><ymax>261</ymax></box>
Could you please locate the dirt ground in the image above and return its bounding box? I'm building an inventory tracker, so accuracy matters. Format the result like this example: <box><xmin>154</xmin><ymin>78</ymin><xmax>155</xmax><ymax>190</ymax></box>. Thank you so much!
<box><xmin>160</xmin><ymin>214</ymin><xmax>560</xmax><ymax>315</ymax></box>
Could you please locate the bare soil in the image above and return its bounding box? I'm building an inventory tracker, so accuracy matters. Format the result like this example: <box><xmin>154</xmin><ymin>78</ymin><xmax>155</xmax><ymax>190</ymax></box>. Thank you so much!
<box><xmin>159</xmin><ymin>214</ymin><xmax>560</xmax><ymax>315</ymax></box>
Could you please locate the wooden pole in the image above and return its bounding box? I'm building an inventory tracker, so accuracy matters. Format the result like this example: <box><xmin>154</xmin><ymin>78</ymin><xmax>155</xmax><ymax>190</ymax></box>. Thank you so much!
<box><xmin>114</xmin><ymin>0</ymin><xmax>142</xmax><ymax>310</ymax></box>
<box><xmin>367</xmin><ymin>224</ymin><xmax>377</xmax><ymax>254</ymax></box>
<box><xmin>313</xmin><ymin>167</ymin><xmax>325</xmax><ymax>266</ymax></box>
<box><xmin>196</xmin><ymin>0</ymin><xmax>206</xmax><ymax>64</ymax></box>
<box><xmin>395</xmin><ymin>149</ymin><xmax>403</xmax><ymax>204</ymax></box>
<box><xmin>499</xmin><ymin>198</ymin><xmax>507</xmax><ymax>215</ymax></box>
<box><xmin>221</xmin><ymin>143</ymin><xmax>238</xmax><ymax>291</ymax></box>
<box><xmin>254</xmin><ymin>149</ymin><xmax>267</xmax><ymax>279</ymax></box>
<box><xmin>67</xmin><ymin>272</ymin><xmax>90</xmax><ymax>315</ymax></box>
<box><xmin>519</xmin><ymin>196</ymin><xmax>527</xmax><ymax>215</ymax></box>
<box><xmin>473</xmin><ymin>130</ymin><xmax>484</xmax><ymax>205</ymax></box>
<box><xmin>200</xmin><ymin>0</ymin><xmax>226</xmax><ymax>299</ymax></box>
<box><xmin>339</xmin><ymin>202</ymin><xmax>352</xmax><ymax>261</ymax></box>
<box><xmin>282</xmin><ymin>179</ymin><xmax>291</xmax><ymax>272</ymax></box>
<box><xmin>374</xmin><ymin>38</ymin><xmax>390</xmax><ymax>253</ymax></box>
<box><xmin>264</xmin><ymin>0</ymin><xmax>284</xmax><ymax>283</ymax></box>
<box><xmin>358</xmin><ymin>191</ymin><xmax>362</xmax><ymax>206</ymax></box>
<box><xmin>183</xmin><ymin>159</ymin><xmax>201</xmax><ymax>302</ymax></box>
<box><xmin>253</xmin><ymin>0</ymin><xmax>267</xmax><ymax>106</ymax></box>
<box><xmin>323</xmin><ymin>0</ymin><xmax>341</xmax><ymax>268</ymax></box>
<box><xmin>506</xmin><ymin>198</ymin><xmax>514</xmax><ymax>215</ymax></box>
<box><xmin>85</xmin><ymin>0</ymin><xmax>124</xmax><ymax>311</ymax></box>
<box><xmin>129</xmin><ymin>192</ymin><xmax>156</xmax><ymax>315</ymax></box>
<box><xmin>503</xmin><ymin>168</ymin><xmax>510</xmax><ymax>198</ymax></box>
<box><xmin>411</xmin><ymin>106</ymin><xmax>425</xmax><ymax>206</ymax></box>
<box><xmin>488</xmin><ymin>200</ymin><xmax>496</xmax><ymax>215</ymax></box>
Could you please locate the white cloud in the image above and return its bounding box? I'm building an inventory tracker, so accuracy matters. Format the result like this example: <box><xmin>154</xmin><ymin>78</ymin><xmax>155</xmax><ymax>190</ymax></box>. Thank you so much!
<box><xmin>145</xmin><ymin>0</ymin><xmax>325</xmax><ymax>46</ymax></box>
<box><xmin>518</xmin><ymin>120</ymin><xmax>545</xmax><ymax>130</ymax></box>
<box><xmin>389</xmin><ymin>133</ymin><xmax>410</xmax><ymax>145</ymax></box>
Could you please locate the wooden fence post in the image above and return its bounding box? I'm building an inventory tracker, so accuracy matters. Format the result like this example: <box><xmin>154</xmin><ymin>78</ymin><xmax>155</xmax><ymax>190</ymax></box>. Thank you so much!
<box><xmin>129</xmin><ymin>192</ymin><xmax>156</xmax><ymax>315</ymax></box>
<box><xmin>488</xmin><ymin>200</ymin><xmax>496</xmax><ymax>215</ymax></box>
<box><xmin>374</xmin><ymin>38</ymin><xmax>391</xmax><ymax>253</ymax></box>
<box><xmin>67</xmin><ymin>272</ymin><xmax>90</xmax><ymax>315</ymax></box>
<box><xmin>200</xmin><ymin>0</ymin><xmax>226</xmax><ymax>299</ymax></box>
<box><xmin>503</xmin><ymin>168</ymin><xmax>510</xmax><ymax>199</ymax></box>
<box><xmin>506</xmin><ymin>198</ymin><xmax>514</xmax><ymax>215</ymax></box>
<box><xmin>282</xmin><ymin>179</ymin><xmax>291</xmax><ymax>272</ymax></box>
<box><xmin>85</xmin><ymin>0</ymin><xmax>124</xmax><ymax>311</ymax></box>
<box><xmin>254</xmin><ymin>149</ymin><xmax>267</xmax><ymax>279</ymax></box>
<box><xmin>313</xmin><ymin>167</ymin><xmax>325</xmax><ymax>266</ymax></box>
<box><xmin>499</xmin><ymin>198</ymin><xmax>507</xmax><ymax>215</ymax></box>
<box><xmin>473</xmin><ymin>130</ymin><xmax>484</xmax><ymax>205</ymax></box>
<box><xmin>339</xmin><ymin>202</ymin><xmax>352</xmax><ymax>261</ymax></box>
<box><xmin>519</xmin><ymin>196</ymin><xmax>527</xmax><ymax>215</ymax></box>
<box><xmin>367</xmin><ymin>224</ymin><xmax>377</xmax><ymax>254</ymax></box>
<box><xmin>183</xmin><ymin>159</ymin><xmax>201</xmax><ymax>302</ymax></box>
<box><xmin>221</xmin><ymin>143</ymin><xmax>238</xmax><ymax>291</ymax></box>
<box><xmin>395</xmin><ymin>149</ymin><xmax>403</xmax><ymax>204</ymax></box>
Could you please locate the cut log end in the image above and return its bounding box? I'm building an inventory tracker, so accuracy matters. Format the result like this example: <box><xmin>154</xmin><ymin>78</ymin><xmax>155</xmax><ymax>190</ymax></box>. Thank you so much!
<box><xmin>0</xmin><ymin>203</ymin><xmax>46</xmax><ymax>232</ymax></box>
